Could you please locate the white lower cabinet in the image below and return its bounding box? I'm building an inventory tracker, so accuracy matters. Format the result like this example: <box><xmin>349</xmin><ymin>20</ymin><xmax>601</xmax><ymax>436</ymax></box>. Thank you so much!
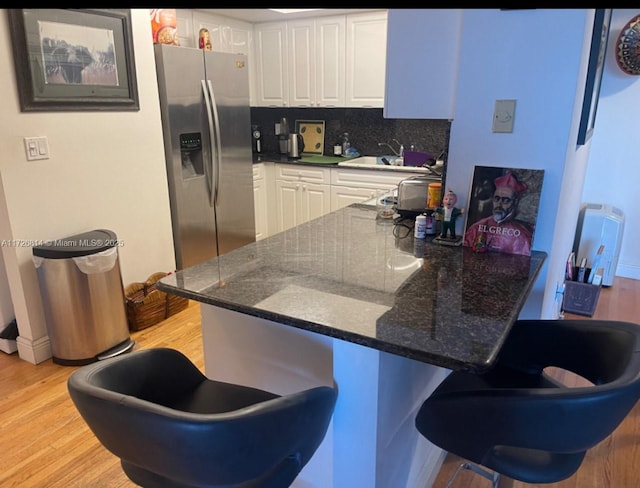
<box><xmin>330</xmin><ymin>168</ymin><xmax>408</xmax><ymax>211</ymax></box>
<box><xmin>256</xmin><ymin>163</ymin><xmax>424</xmax><ymax>238</ymax></box>
<box><xmin>274</xmin><ymin>164</ymin><xmax>331</xmax><ymax>233</ymax></box>
<box><xmin>330</xmin><ymin>186</ymin><xmax>378</xmax><ymax>211</ymax></box>
<box><xmin>253</xmin><ymin>163</ymin><xmax>270</xmax><ymax>240</ymax></box>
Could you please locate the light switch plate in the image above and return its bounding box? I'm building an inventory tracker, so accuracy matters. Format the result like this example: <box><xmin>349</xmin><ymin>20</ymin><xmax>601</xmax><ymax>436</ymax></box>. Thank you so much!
<box><xmin>492</xmin><ymin>99</ymin><xmax>516</xmax><ymax>133</ymax></box>
<box><xmin>24</xmin><ymin>136</ymin><xmax>49</xmax><ymax>160</ymax></box>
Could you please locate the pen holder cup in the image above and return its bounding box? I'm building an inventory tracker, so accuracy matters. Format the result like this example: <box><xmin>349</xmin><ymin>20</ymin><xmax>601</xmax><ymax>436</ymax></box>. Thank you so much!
<box><xmin>563</xmin><ymin>268</ymin><xmax>601</xmax><ymax>317</ymax></box>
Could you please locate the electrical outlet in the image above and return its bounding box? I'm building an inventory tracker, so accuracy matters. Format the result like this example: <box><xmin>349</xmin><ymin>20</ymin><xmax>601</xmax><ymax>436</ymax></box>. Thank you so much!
<box><xmin>492</xmin><ymin>99</ymin><xmax>516</xmax><ymax>133</ymax></box>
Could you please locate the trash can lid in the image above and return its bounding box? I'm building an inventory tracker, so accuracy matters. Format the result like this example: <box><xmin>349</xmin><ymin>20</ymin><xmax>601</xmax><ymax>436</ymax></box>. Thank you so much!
<box><xmin>32</xmin><ymin>229</ymin><xmax>118</xmax><ymax>259</ymax></box>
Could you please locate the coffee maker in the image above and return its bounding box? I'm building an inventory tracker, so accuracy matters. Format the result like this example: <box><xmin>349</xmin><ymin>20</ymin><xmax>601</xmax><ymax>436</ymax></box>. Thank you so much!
<box><xmin>277</xmin><ymin>117</ymin><xmax>289</xmax><ymax>155</ymax></box>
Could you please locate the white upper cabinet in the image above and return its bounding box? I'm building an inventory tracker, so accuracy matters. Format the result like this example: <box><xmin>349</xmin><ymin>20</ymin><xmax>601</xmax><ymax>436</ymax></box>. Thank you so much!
<box><xmin>315</xmin><ymin>16</ymin><xmax>346</xmax><ymax>107</ymax></box>
<box><xmin>287</xmin><ymin>16</ymin><xmax>346</xmax><ymax>107</ymax></box>
<box><xmin>345</xmin><ymin>11</ymin><xmax>388</xmax><ymax>108</ymax></box>
<box><xmin>254</xmin><ymin>22</ymin><xmax>289</xmax><ymax>107</ymax></box>
<box><xmin>172</xmin><ymin>10</ymin><xmax>256</xmax><ymax>103</ymax></box>
<box><xmin>287</xmin><ymin>19</ymin><xmax>315</xmax><ymax>107</ymax></box>
<box><xmin>176</xmin><ymin>9</ymin><xmax>387</xmax><ymax>108</ymax></box>
<box><xmin>384</xmin><ymin>9</ymin><xmax>461</xmax><ymax>119</ymax></box>
<box><xmin>254</xmin><ymin>11</ymin><xmax>385</xmax><ymax>108</ymax></box>
<box><xmin>175</xmin><ymin>10</ymin><xmax>196</xmax><ymax>48</ymax></box>
<box><xmin>177</xmin><ymin>10</ymin><xmax>252</xmax><ymax>54</ymax></box>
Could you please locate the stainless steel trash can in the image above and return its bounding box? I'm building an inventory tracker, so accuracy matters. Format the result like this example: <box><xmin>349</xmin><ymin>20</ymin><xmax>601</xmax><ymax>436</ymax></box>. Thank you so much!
<box><xmin>32</xmin><ymin>229</ymin><xmax>134</xmax><ymax>365</ymax></box>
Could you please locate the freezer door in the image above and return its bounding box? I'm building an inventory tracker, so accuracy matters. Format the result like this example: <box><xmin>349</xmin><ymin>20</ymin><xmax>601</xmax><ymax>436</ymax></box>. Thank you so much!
<box><xmin>155</xmin><ymin>44</ymin><xmax>218</xmax><ymax>270</ymax></box>
<box><xmin>204</xmin><ymin>51</ymin><xmax>256</xmax><ymax>257</ymax></box>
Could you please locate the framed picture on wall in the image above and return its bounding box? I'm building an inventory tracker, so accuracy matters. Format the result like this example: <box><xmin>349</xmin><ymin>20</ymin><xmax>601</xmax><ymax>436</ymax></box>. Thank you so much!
<box><xmin>577</xmin><ymin>9</ymin><xmax>612</xmax><ymax>145</ymax></box>
<box><xmin>8</xmin><ymin>9</ymin><xmax>139</xmax><ymax>112</ymax></box>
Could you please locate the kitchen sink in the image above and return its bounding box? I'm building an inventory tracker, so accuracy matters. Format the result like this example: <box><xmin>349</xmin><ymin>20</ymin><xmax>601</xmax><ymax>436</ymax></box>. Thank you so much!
<box><xmin>338</xmin><ymin>156</ymin><xmax>440</xmax><ymax>174</ymax></box>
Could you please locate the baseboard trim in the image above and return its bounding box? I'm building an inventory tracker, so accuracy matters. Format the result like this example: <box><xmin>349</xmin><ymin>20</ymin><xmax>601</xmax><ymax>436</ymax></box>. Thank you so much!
<box><xmin>615</xmin><ymin>264</ymin><xmax>640</xmax><ymax>281</ymax></box>
<box><xmin>16</xmin><ymin>335</ymin><xmax>51</xmax><ymax>364</ymax></box>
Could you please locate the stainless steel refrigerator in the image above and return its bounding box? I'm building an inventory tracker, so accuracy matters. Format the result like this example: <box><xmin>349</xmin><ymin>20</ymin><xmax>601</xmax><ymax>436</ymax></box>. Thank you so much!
<box><xmin>154</xmin><ymin>44</ymin><xmax>255</xmax><ymax>270</ymax></box>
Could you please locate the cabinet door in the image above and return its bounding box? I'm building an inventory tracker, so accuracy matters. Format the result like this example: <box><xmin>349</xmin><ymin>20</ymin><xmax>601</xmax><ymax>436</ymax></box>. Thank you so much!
<box><xmin>226</xmin><ymin>23</ymin><xmax>251</xmax><ymax>55</ymax></box>
<box><xmin>384</xmin><ymin>9</ymin><xmax>461</xmax><ymax>119</ymax></box>
<box><xmin>345</xmin><ymin>11</ymin><xmax>387</xmax><ymax>108</ymax></box>
<box><xmin>301</xmin><ymin>183</ymin><xmax>332</xmax><ymax>223</ymax></box>
<box><xmin>316</xmin><ymin>16</ymin><xmax>345</xmax><ymax>107</ymax></box>
<box><xmin>288</xmin><ymin>19</ymin><xmax>315</xmax><ymax>107</ymax></box>
<box><xmin>275</xmin><ymin>164</ymin><xmax>331</xmax><ymax>185</ymax></box>
<box><xmin>254</xmin><ymin>22</ymin><xmax>288</xmax><ymax>107</ymax></box>
<box><xmin>175</xmin><ymin>10</ymin><xmax>195</xmax><ymax>48</ymax></box>
<box><xmin>331</xmin><ymin>186</ymin><xmax>378</xmax><ymax>211</ymax></box>
<box><xmin>253</xmin><ymin>164</ymin><xmax>269</xmax><ymax>240</ymax></box>
<box><xmin>275</xmin><ymin>179</ymin><xmax>300</xmax><ymax>232</ymax></box>
<box><xmin>194</xmin><ymin>16</ymin><xmax>225</xmax><ymax>51</ymax></box>
<box><xmin>331</xmin><ymin>167</ymin><xmax>407</xmax><ymax>190</ymax></box>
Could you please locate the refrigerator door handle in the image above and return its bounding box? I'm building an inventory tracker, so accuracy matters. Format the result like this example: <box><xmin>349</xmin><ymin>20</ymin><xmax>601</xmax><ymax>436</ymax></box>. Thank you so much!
<box><xmin>207</xmin><ymin>80</ymin><xmax>222</xmax><ymax>207</ymax></box>
<box><xmin>201</xmin><ymin>79</ymin><xmax>222</xmax><ymax>207</ymax></box>
<box><xmin>201</xmin><ymin>80</ymin><xmax>215</xmax><ymax>206</ymax></box>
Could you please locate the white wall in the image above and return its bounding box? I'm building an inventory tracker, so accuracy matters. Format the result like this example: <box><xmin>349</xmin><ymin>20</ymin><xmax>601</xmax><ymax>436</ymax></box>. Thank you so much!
<box><xmin>445</xmin><ymin>9</ymin><xmax>593</xmax><ymax>319</ymax></box>
<box><xmin>583</xmin><ymin>9</ymin><xmax>640</xmax><ymax>280</ymax></box>
<box><xmin>0</xmin><ymin>9</ymin><xmax>175</xmax><ymax>363</ymax></box>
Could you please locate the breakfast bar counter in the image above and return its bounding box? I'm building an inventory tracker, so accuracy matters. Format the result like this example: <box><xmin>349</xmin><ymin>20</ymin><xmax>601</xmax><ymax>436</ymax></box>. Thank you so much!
<box><xmin>159</xmin><ymin>203</ymin><xmax>546</xmax><ymax>487</ymax></box>
<box><xmin>159</xmin><ymin>203</ymin><xmax>546</xmax><ymax>372</ymax></box>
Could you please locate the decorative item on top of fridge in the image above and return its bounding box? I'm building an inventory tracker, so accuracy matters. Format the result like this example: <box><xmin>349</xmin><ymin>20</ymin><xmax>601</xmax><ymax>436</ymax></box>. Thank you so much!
<box><xmin>150</xmin><ymin>9</ymin><xmax>180</xmax><ymax>45</ymax></box>
<box><xmin>199</xmin><ymin>28</ymin><xmax>212</xmax><ymax>51</ymax></box>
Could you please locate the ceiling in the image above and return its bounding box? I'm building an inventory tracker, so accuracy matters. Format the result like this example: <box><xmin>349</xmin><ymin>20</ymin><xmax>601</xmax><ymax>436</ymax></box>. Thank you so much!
<box><xmin>195</xmin><ymin>9</ymin><xmax>385</xmax><ymax>24</ymax></box>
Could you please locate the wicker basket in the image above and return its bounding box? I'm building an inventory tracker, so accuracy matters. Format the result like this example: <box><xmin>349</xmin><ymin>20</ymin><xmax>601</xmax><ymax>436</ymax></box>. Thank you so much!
<box><xmin>124</xmin><ymin>272</ymin><xmax>189</xmax><ymax>331</ymax></box>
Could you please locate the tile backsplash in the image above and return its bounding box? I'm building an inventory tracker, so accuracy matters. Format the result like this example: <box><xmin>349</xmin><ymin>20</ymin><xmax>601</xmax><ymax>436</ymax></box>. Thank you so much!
<box><xmin>250</xmin><ymin>107</ymin><xmax>451</xmax><ymax>162</ymax></box>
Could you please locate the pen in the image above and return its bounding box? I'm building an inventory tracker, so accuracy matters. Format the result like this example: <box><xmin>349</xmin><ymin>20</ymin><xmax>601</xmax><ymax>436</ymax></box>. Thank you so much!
<box><xmin>577</xmin><ymin>257</ymin><xmax>587</xmax><ymax>283</ymax></box>
<box><xmin>588</xmin><ymin>245</ymin><xmax>605</xmax><ymax>284</ymax></box>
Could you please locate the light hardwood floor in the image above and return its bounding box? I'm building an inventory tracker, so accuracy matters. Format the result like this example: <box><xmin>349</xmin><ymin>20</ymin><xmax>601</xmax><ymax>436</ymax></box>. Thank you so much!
<box><xmin>0</xmin><ymin>278</ymin><xmax>638</xmax><ymax>487</ymax></box>
<box><xmin>432</xmin><ymin>276</ymin><xmax>640</xmax><ymax>488</ymax></box>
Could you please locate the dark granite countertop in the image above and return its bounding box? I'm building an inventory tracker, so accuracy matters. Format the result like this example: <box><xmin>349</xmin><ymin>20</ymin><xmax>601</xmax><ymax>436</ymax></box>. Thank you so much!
<box><xmin>254</xmin><ymin>153</ymin><xmax>338</xmax><ymax>166</ymax></box>
<box><xmin>158</xmin><ymin>204</ymin><xmax>546</xmax><ymax>372</ymax></box>
<box><xmin>253</xmin><ymin>153</ymin><xmax>434</xmax><ymax>174</ymax></box>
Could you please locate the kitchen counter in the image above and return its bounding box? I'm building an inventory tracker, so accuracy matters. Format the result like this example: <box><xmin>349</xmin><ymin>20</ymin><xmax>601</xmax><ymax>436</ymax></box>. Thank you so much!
<box><xmin>158</xmin><ymin>203</ymin><xmax>546</xmax><ymax>487</ymax></box>
<box><xmin>159</xmin><ymin>203</ymin><xmax>546</xmax><ymax>372</ymax></box>
<box><xmin>254</xmin><ymin>152</ymin><xmax>434</xmax><ymax>174</ymax></box>
<box><xmin>254</xmin><ymin>153</ymin><xmax>340</xmax><ymax>165</ymax></box>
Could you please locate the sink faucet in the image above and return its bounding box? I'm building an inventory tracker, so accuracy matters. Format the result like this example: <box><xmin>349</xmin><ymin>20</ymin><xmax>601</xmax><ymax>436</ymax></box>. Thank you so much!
<box><xmin>378</xmin><ymin>140</ymin><xmax>403</xmax><ymax>157</ymax></box>
<box><xmin>421</xmin><ymin>165</ymin><xmax>442</xmax><ymax>177</ymax></box>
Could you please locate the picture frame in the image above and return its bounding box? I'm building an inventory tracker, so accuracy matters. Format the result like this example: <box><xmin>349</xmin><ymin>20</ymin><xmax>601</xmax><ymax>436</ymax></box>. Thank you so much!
<box><xmin>577</xmin><ymin>9</ymin><xmax>612</xmax><ymax>145</ymax></box>
<box><xmin>462</xmin><ymin>166</ymin><xmax>545</xmax><ymax>256</ymax></box>
<box><xmin>8</xmin><ymin>9</ymin><xmax>139</xmax><ymax>112</ymax></box>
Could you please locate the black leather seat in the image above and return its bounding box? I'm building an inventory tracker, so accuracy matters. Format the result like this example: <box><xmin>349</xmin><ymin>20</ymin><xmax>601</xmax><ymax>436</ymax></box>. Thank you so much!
<box><xmin>415</xmin><ymin>319</ymin><xmax>640</xmax><ymax>487</ymax></box>
<box><xmin>67</xmin><ymin>347</ymin><xmax>337</xmax><ymax>487</ymax></box>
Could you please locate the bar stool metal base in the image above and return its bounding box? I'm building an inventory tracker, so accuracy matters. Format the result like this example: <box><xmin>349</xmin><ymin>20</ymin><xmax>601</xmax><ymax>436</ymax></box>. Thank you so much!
<box><xmin>446</xmin><ymin>461</ymin><xmax>500</xmax><ymax>488</ymax></box>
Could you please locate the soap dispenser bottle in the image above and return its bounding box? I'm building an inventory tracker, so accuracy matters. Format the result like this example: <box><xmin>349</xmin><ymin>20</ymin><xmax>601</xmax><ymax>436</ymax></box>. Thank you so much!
<box><xmin>395</xmin><ymin>144</ymin><xmax>405</xmax><ymax>166</ymax></box>
<box><xmin>341</xmin><ymin>132</ymin><xmax>351</xmax><ymax>157</ymax></box>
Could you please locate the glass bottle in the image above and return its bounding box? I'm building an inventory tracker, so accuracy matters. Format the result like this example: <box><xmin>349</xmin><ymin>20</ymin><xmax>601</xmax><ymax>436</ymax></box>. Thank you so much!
<box><xmin>342</xmin><ymin>132</ymin><xmax>351</xmax><ymax>156</ymax></box>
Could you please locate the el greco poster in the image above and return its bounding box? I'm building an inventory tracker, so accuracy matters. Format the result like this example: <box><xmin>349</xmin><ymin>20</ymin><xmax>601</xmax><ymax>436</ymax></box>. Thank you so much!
<box><xmin>463</xmin><ymin>166</ymin><xmax>544</xmax><ymax>256</ymax></box>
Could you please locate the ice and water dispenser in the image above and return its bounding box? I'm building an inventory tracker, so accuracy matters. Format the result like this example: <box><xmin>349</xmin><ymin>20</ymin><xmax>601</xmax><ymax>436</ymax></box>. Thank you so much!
<box><xmin>180</xmin><ymin>132</ymin><xmax>204</xmax><ymax>179</ymax></box>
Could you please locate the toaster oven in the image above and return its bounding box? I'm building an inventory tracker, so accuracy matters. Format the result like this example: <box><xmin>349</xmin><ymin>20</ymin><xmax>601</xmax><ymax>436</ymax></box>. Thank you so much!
<box><xmin>397</xmin><ymin>175</ymin><xmax>439</xmax><ymax>217</ymax></box>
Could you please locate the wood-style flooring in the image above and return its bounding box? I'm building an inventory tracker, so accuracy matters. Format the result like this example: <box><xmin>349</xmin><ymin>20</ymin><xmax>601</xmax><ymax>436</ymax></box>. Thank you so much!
<box><xmin>0</xmin><ymin>278</ymin><xmax>638</xmax><ymax>487</ymax></box>
<box><xmin>432</xmin><ymin>276</ymin><xmax>640</xmax><ymax>488</ymax></box>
